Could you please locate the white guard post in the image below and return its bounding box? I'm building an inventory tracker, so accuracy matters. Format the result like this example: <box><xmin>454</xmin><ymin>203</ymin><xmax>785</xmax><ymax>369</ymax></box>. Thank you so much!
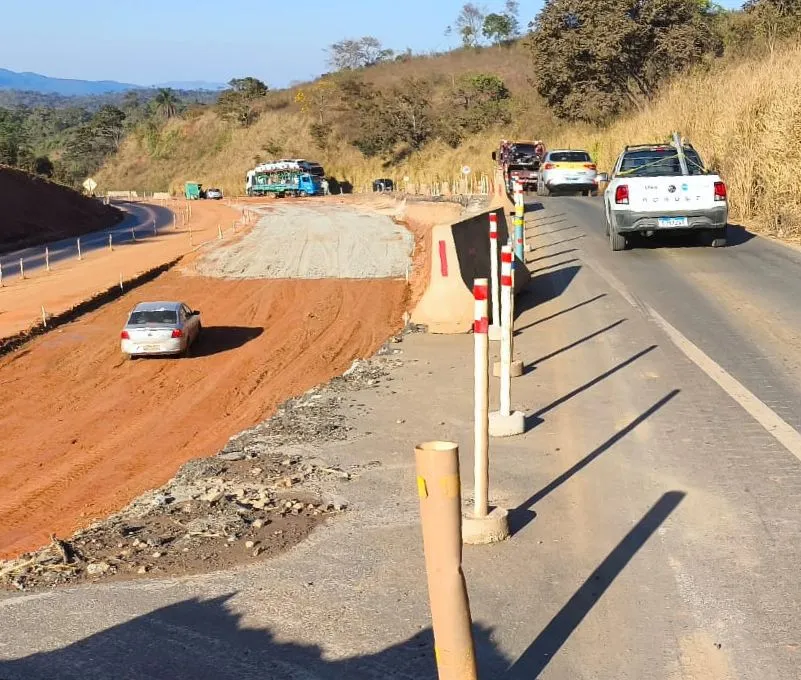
<box><xmin>489</xmin><ymin>245</ymin><xmax>525</xmax><ymax>438</ymax></box>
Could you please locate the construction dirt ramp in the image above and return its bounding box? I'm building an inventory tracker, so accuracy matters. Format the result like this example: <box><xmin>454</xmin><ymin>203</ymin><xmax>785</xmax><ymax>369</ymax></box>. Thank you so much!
<box><xmin>0</xmin><ymin>166</ymin><xmax>123</xmax><ymax>254</ymax></box>
<box><xmin>412</xmin><ymin>207</ymin><xmax>530</xmax><ymax>333</ymax></box>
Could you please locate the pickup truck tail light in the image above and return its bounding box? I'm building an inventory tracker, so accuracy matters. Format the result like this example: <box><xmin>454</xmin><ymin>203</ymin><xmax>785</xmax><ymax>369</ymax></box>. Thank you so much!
<box><xmin>714</xmin><ymin>181</ymin><xmax>727</xmax><ymax>202</ymax></box>
<box><xmin>120</xmin><ymin>330</ymin><xmax>130</xmax><ymax>340</ymax></box>
<box><xmin>614</xmin><ymin>184</ymin><xmax>629</xmax><ymax>205</ymax></box>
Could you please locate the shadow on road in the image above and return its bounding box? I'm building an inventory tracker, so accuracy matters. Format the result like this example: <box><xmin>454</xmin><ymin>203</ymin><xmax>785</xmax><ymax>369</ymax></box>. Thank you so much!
<box><xmin>507</xmin><ymin>491</ymin><xmax>686</xmax><ymax>678</ymax></box>
<box><xmin>191</xmin><ymin>326</ymin><xmax>264</xmax><ymax>357</ymax></box>
<box><xmin>531</xmin><ymin>234</ymin><xmax>587</xmax><ymax>250</ymax></box>
<box><xmin>527</xmin><ymin>319</ymin><xmax>627</xmax><ymax>368</ymax></box>
<box><xmin>511</xmin><ymin>390</ymin><xmax>680</xmax><ymax>535</ymax></box>
<box><xmin>626</xmin><ymin>221</ymin><xmax>755</xmax><ymax>250</ymax></box>
<box><xmin>527</xmin><ymin>248</ymin><xmax>577</xmax><ymax>264</ymax></box>
<box><xmin>516</xmin><ymin>265</ymin><xmax>581</xmax><ymax>319</ymax></box>
<box><xmin>523</xmin><ymin>345</ymin><xmax>658</xmax><ymax>432</ymax></box>
<box><xmin>528</xmin><ymin>217</ymin><xmax>567</xmax><ymax>230</ymax></box>
<box><xmin>527</xmin><ymin>223</ymin><xmax>578</xmax><ymax>237</ymax></box>
<box><xmin>515</xmin><ymin>294</ymin><xmax>607</xmax><ymax>335</ymax></box>
<box><xmin>530</xmin><ymin>258</ymin><xmax>580</xmax><ymax>274</ymax></box>
<box><xmin>0</xmin><ymin>595</ymin><xmax>512</xmax><ymax>679</ymax></box>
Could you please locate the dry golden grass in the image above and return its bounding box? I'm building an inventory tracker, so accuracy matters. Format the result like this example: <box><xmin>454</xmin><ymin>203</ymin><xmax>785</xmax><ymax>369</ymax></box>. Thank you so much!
<box><xmin>99</xmin><ymin>40</ymin><xmax>801</xmax><ymax>239</ymax></box>
<box><xmin>548</xmin><ymin>41</ymin><xmax>801</xmax><ymax>240</ymax></box>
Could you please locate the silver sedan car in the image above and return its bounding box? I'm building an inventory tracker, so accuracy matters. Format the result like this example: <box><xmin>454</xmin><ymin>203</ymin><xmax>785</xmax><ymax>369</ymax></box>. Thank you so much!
<box><xmin>120</xmin><ymin>301</ymin><xmax>202</xmax><ymax>358</ymax></box>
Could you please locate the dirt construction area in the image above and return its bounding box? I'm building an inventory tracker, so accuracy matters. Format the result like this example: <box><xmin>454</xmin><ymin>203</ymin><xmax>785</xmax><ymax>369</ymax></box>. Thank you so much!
<box><xmin>0</xmin><ymin>197</ymin><xmax>435</xmax><ymax>562</ymax></box>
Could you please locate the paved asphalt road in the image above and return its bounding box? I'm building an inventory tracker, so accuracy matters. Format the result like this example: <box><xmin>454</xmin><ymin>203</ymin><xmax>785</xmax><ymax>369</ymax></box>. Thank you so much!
<box><xmin>0</xmin><ymin>201</ymin><xmax>176</xmax><ymax>280</ymax></box>
<box><xmin>528</xmin><ymin>195</ymin><xmax>801</xmax><ymax>438</ymax></box>
<box><xmin>2</xmin><ymin>195</ymin><xmax>801</xmax><ymax>679</ymax></box>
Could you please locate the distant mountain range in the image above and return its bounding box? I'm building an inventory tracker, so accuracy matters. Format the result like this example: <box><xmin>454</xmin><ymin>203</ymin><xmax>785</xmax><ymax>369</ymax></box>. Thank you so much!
<box><xmin>0</xmin><ymin>68</ymin><xmax>227</xmax><ymax>96</ymax></box>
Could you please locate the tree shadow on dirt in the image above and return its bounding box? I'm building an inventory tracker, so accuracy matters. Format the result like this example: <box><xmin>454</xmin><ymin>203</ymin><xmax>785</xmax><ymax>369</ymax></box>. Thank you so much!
<box><xmin>0</xmin><ymin>596</ymin><xmax>511</xmax><ymax>680</ymax></box>
<box><xmin>190</xmin><ymin>326</ymin><xmax>264</xmax><ymax>357</ymax></box>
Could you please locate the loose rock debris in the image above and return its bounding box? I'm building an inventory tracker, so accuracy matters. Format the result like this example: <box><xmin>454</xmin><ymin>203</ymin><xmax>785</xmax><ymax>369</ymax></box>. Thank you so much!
<box><xmin>0</xmin><ymin>356</ymin><xmax>401</xmax><ymax>592</ymax></box>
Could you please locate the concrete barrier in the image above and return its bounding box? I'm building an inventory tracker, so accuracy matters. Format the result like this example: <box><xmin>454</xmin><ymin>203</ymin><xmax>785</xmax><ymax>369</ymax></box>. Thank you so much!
<box><xmin>107</xmin><ymin>191</ymin><xmax>139</xmax><ymax>200</ymax></box>
<box><xmin>412</xmin><ymin>209</ymin><xmax>531</xmax><ymax>334</ymax></box>
<box><xmin>152</xmin><ymin>192</ymin><xmax>172</xmax><ymax>200</ymax></box>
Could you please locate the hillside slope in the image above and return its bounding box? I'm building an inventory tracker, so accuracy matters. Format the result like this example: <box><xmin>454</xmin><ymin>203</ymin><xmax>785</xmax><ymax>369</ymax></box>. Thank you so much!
<box><xmin>98</xmin><ymin>40</ymin><xmax>801</xmax><ymax>239</ymax></box>
<box><xmin>96</xmin><ymin>43</ymin><xmax>563</xmax><ymax>196</ymax></box>
<box><xmin>0</xmin><ymin>166</ymin><xmax>123</xmax><ymax>254</ymax></box>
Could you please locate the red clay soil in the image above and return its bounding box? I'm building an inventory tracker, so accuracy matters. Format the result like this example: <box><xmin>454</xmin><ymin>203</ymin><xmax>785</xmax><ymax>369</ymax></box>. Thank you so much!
<box><xmin>0</xmin><ymin>166</ymin><xmax>123</xmax><ymax>254</ymax></box>
<box><xmin>0</xmin><ymin>270</ymin><xmax>407</xmax><ymax>558</ymax></box>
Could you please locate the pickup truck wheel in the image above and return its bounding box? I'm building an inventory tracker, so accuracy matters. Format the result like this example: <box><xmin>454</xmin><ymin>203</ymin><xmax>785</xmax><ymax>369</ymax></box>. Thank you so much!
<box><xmin>609</xmin><ymin>227</ymin><xmax>627</xmax><ymax>252</ymax></box>
<box><xmin>711</xmin><ymin>227</ymin><xmax>727</xmax><ymax>248</ymax></box>
<box><xmin>299</xmin><ymin>190</ymin><xmax>308</xmax><ymax>198</ymax></box>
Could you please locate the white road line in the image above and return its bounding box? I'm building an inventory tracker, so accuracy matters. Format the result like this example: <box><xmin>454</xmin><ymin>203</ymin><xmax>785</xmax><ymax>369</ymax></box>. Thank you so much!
<box><xmin>585</xmin><ymin>259</ymin><xmax>801</xmax><ymax>462</ymax></box>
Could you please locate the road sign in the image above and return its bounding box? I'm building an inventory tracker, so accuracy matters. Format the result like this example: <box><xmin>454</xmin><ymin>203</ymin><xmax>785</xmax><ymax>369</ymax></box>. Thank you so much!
<box><xmin>461</xmin><ymin>166</ymin><xmax>471</xmax><ymax>175</ymax></box>
<box><xmin>83</xmin><ymin>177</ymin><xmax>97</xmax><ymax>193</ymax></box>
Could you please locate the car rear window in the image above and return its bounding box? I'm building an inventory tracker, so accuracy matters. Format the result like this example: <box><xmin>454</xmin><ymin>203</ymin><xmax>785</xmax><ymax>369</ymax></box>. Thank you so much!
<box><xmin>620</xmin><ymin>148</ymin><xmax>706</xmax><ymax>177</ymax></box>
<box><xmin>549</xmin><ymin>151</ymin><xmax>592</xmax><ymax>163</ymax></box>
<box><xmin>128</xmin><ymin>310</ymin><xmax>178</xmax><ymax>325</ymax></box>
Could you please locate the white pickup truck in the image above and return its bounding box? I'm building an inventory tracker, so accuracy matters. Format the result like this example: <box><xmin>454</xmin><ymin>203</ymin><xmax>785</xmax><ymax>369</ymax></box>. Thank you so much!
<box><xmin>601</xmin><ymin>139</ymin><xmax>729</xmax><ymax>251</ymax></box>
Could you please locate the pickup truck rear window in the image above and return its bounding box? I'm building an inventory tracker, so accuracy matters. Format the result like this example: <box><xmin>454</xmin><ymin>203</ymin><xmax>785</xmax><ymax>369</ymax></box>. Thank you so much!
<box><xmin>620</xmin><ymin>148</ymin><xmax>706</xmax><ymax>177</ymax></box>
<box><xmin>549</xmin><ymin>151</ymin><xmax>592</xmax><ymax>163</ymax></box>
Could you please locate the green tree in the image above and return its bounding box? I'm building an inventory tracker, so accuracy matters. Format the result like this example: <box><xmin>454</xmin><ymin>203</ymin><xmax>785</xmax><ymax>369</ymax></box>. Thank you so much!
<box><xmin>153</xmin><ymin>88</ymin><xmax>180</xmax><ymax>119</ymax></box>
<box><xmin>526</xmin><ymin>0</ymin><xmax>722</xmax><ymax>123</ymax></box>
<box><xmin>336</xmin><ymin>75</ymin><xmax>433</xmax><ymax>158</ymax></box>
<box><xmin>91</xmin><ymin>105</ymin><xmax>127</xmax><ymax>151</ymax></box>
<box><xmin>483</xmin><ymin>11</ymin><xmax>520</xmax><ymax>44</ymax></box>
<box><xmin>216</xmin><ymin>77</ymin><xmax>269</xmax><ymax>126</ymax></box>
<box><xmin>744</xmin><ymin>0</ymin><xmax>801</xmax><ymax>54</ymax></box>
<box><xmin>441</xmin><ymin>73</ymin><xmax>512</xmax><ymax>146</ymax></box>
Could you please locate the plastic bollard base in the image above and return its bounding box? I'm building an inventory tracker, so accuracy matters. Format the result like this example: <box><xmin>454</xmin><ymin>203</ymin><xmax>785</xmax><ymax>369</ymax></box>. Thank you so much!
<box><xmin>493</xmin><ymin>359</ymin><xmax>524</xmax><ymax>378</ymax></box>
<box><xmin>489</xmin><ymin>410</ymin><xmax>525</xmax><ymax>437</ymax></box>
<box><xmin>462</xmin><ymin>507</ymin><xmax>510</xmax><ymax>545</ymax></box>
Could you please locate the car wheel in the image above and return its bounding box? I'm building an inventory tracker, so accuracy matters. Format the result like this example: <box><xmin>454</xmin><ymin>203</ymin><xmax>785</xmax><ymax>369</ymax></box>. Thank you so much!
<box><xmin>609</xmin><ymin>224</ymin><xmax>627</xmax><ymax>251</ymax></box>
<box><xmin>711</xmin><ymin>227</ymin><xmax>728</xmax><ymax>248</ymax></box>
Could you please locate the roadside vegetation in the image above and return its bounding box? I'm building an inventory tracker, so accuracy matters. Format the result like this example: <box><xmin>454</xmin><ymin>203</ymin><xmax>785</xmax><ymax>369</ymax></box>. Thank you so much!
<box><xmin>0</xmin><ymin>88</ymin><xmax>215</xmax><ymax>186</ymax></box>
<box><xmin>3</xmin><ymin>0</ymin><xmax>801</xmax><ymax>238</ymax></box>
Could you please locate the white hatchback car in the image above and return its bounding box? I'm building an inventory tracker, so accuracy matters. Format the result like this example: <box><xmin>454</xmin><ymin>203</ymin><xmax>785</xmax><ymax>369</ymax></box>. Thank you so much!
<box><xmin>120</xmin><ymin>301</ymin><xmax>202</xmax><ymax>358</ymax></box>
<box><xmin>537</xmin><ymin>149</ymin><xmax>599</xmax><ymax>196</ymax></box>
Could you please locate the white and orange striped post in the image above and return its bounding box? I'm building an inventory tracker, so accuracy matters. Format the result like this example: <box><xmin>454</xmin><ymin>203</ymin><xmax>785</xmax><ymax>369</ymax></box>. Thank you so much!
<box><xmin>494</xmin><ymin>237</ymin><xmax>523</xmax><ymax>380</ymax></box>
<box><xmin>462</xmin><ymin>278</ymin><xmax>510</xmax><ymax>544</ymax></box>
<box><xmin>489</xmin><ymin>245</ymin><xmax>525</xmax><ymax>438</ymax></box>
<box><xmin>488</xmin><ymin>213</ymin><xmax>502</xmax><ymax>342</ymax></box>
<box><xmin>472</xmin><ymin>278</ymin><xmax>490</xmax><ymax>518</ymax></box>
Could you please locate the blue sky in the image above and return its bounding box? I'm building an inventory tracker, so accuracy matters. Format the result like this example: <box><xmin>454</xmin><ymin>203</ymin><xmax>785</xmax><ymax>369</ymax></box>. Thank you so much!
<box><xmin>1</xmin><ymin>0</ymin><xmax>745</xmax><ymax>88</ymax></box>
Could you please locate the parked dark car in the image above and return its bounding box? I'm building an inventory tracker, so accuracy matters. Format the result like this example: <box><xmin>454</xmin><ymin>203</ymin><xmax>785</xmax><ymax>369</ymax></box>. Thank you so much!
<box><xmin>372</xmin><ymin>178</ymin><xmax>395</xmax><ymax>192</ymax></box>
